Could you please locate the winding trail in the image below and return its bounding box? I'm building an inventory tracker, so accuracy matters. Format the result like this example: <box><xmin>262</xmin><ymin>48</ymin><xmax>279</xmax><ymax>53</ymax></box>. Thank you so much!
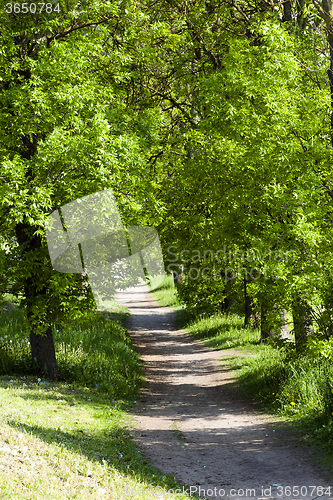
<box><xmin>116</xmin><ymin>284</ymin><xmax>332</xmax><ymax>500</ymax></box>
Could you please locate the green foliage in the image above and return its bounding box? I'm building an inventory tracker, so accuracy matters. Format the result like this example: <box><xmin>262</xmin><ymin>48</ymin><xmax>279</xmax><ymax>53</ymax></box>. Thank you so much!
<box><xmin>1</xmin><ymin>0</ymin><xmax>333</xmax><ymax>401</ymax></box>
<box><xmin>305</xmin><ymin>336</ymin><xmax>333</xmax><ymax>361</ymax></box>
<box><xmin>176</xmin><ymin>260</ymin><xmax>227</xmax><ymax>316</ymax></box>
<box><xmin>0</xmin><ymin>0</ymin><xmax>169</xmax><ymax>363</ymax></box>
<box><xmin>149</xmin><ymin>4</ymin><xmax>333</xmax><ymax>344</ymax></box>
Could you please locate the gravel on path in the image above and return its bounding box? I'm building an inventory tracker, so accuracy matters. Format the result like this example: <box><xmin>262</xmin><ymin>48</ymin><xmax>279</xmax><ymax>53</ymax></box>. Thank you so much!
<box><xmin>116</xmin><ymin>284</ymin><xmax>332</xmax><ymax>500</ymax></box>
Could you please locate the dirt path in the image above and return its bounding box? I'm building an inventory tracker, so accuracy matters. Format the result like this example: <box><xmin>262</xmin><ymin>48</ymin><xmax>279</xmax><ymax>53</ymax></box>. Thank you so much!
<box><xmin>116</xmin><ymin>284</ymin><xmax>332</xmax><ymax>500</ymax></box>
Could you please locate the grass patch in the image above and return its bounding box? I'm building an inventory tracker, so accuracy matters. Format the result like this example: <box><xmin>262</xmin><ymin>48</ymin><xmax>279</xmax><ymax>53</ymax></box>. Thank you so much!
<box><xmin>171</xmin><ymin>422</ymin><xmax>187</xmax><ymax>444</ymax></box>
<box><xmin>0</xmin><ymin>377</ymin><xmax>195</xmax><ymax>499</ymax></box>
<box><xmin>0</xmin><ymin>300</ymin><xmax>196</xmax><ymax>499</ymax></box>
<box><xmin>228</xmin><ymin>349</ymin><xmax>333</xmax><ymax>430</ymax></box>
<box><xmin>183</xmin><ymin>313</ymin><xmax>260</xmax><ymax>351</ymax></box>
<box><xmin>148</xmin><ymin>275</ymin><xmax>181</xmax><ymax>308</ymax></box>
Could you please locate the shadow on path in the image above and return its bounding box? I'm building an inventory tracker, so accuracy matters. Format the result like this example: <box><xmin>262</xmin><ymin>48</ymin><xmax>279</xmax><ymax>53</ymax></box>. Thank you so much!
<box><xmin>116</xmin><ymin>284</ymin><xmax>332</xmax><ymax>500</ymax></box>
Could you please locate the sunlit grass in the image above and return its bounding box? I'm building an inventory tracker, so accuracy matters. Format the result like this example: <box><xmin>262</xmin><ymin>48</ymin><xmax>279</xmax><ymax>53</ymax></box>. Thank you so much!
<box><xmin>0</xmin><ymin>298</ymin><xmax>195</xmax><ymax>500</ymax></box>
<box><xmin>184</xmin><ymin>313</ymin><xmax>260</xmax><ymax>350</ymax></box>
<box><xmin>0</xmin><ymin>378</ymin><xmax>194</xmax><ymax>500</ymax></box>
<box><xmin>148</xmin><ymin>275</ymin><xmax>181</xmax><ymax>307</ymax></box>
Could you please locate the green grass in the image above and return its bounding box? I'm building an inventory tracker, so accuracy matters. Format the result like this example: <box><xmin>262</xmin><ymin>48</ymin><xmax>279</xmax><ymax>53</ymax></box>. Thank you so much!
<box><xmin>182</xmin><ymin>313</ymin><xmax>260</xmax><ymax>351</ymax></box>
<box><xmin>148</xmin><ymin>275</ymin><xmax>181</xmax><ymax>308</ymax></box>
<box><xmin>228</xmin><ymin>348</ymin><xmax>333</xmax><ymax>431</ymax></box>
<box><xmin>0</xmin><ymin>377</ymin><xmax>194</xmax><ymax>499</ymax></box>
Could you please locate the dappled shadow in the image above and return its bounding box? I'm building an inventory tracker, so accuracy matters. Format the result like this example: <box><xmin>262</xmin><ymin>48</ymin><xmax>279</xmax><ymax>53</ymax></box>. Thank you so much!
<box><xmin>115</xmin><ymin>284</ymin><xmax>333</xmax><ymax>498</ymax></box>
<box><xmin>7</xmin><ymin>418</ymin><xmax>172</xmax><ymax>485</ymax></box>
<box><xmin>7</xmin><ymin>408</ymin><xmax>320</xmax><ymax>500</ymax></box>
<box><xmin>5</xmin><ymin>389</ymin><xmax>193</xmax><ymax>497</ymax></box>
<box><xmin>203</xmin><ymin>335</ymin><xmax>260</xmax><ymax>351</ymax></box>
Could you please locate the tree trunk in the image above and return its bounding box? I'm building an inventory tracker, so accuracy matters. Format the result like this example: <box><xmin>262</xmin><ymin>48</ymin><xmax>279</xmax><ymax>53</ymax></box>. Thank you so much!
<box><xmin>221</xmin><ymin>295</ymin><xmax>233</xmax><ymax>314</ymax></box>
<box><xmin>14</xmin><ymin>130</ymin><xmax>58</xmax><ymax>380</ymax></box>
<box><xmin>297</xmin><ymin>0</ymin><xmax>306</xmax><ymax>28</ymax></box>
<box><xmin>283</xmin><ymin>0</ymin><xmax>292</xmax><ymax>22</ymax></box>
<box><xmin>173</xmin><ymin>270</ymin><xmax>180</xmax><ymax>284</ymax></box>
<box><xmin>279</xmin><ymin>309</ymin><xmax>291</xmax><ymax>340</ymax></box>
<box><xmin>327</xmin><ymin>23</ymin><xmax>333</xmax><ymax>147</ymax></box>
<box><xmin>173</xmin><ymin>264</ymin><xmax>184</xmax><ymax>284</ymax></box>
<box><xmin>244</xmin><ymin>276</ymin><xmax>252</xmax><ymax>327</ymax></box>
<box><xmin>15</xmin><ymin>223</ymin><xmax>58</xmax><ymax>380</ymax></box>
<box><xmin>261</xmin><ymin>306</ymin><xmax>292</xmax><ymax>343</ymax></box>
<box><xmin>292</xmin><ymin>293</ymin><xmax>313</xmax><ymax>351</ymax></box>
<box><xmin>260</xmin><ymin>304</ymin><xmax>273</xmax><ymax>342</ymax></box>
<box><xmin>29</xmin><ymin>320</ymin><xmax>58</xmax><ymax>380</ymax></box>
<box><xmin>321</xmin><ymin>0</ymin><xmax>333</xmax><ymax>145</ymax></box>
<box><xmin>26</xmin><ymin>282</ymin><xmax>58</xmax><ymax>380</ymax></box>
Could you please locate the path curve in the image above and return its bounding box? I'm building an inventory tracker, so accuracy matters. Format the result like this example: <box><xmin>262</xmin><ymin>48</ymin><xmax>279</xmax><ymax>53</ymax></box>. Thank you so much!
<box><xmin>116</xmin><ymin>284</ymin><xmax>332</xmax><ymax>500</ymax></box>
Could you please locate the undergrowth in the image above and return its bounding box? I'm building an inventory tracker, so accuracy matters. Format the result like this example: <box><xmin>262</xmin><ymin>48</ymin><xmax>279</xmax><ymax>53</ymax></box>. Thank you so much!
<box><xmin>228</xmin><ymin>346</ymin><xmax>333</xmax><ymax>449</ymax></box>
<box><xmin>0</xmin><ymin>305</ymin><xmax>142</xmax><ymax>398</ymax></box>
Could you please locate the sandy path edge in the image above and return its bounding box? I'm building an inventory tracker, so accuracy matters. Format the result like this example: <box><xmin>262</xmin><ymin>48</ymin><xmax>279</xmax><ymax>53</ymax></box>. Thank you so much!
<box><xmin>116</xmin><ymin>284</ymin><xmax>332</xmax><ymax>500</ymax></box>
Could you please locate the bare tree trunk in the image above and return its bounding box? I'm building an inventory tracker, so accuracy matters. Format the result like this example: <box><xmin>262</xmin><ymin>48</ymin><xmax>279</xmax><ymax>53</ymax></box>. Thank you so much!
<box><xmin>244</xmin><ymin>277</ymin><xmax>260</xmax><ymax>327</ymax></box>
<box><xmin>15</xmin><ymin>130</ymin><xmax>58</xmax><ymax>379</ymax></box>
<box><xmin>261</xmin><ymin>306</ymin><xmax>292</xmax><ymax>343</ymax></box>
<box><xmin>283</xmin><ymin>0</ymin><xmax>292</xmax><ymax>21</ymax></box>
<box><xmin>244</xmin><ymin>276</ymin><xmax>252</xmax><ymax>327</ymax></box>
<box><xmin>297</xmin><ymin>0</ymin><xmax>306</xmax><ymax>28</ymax></box>
<box><xmin>173</xmin><ymin>264</ymin><xmax>184</xmax><ymax>284</ymax></box>
<box><xmin>221</xmin><ymin>295</ymin><xmax>233</xmax><ymax>314</ymax></box>
<box><xmin>27</xmin><ymin>287</ymin><xmax>58</xmax><ymax>380</ymax></box>
<box><xmin>320</xmin><ymin>0</ymin><xmax>333</xmax><ymax>145</ymax></box>
<box><xmin>326</xmin><ymin>16</ymin><xmax>333</xmax><ymax>147</ymax></box>
<box><xmin>279</xmin><ymin>309</ymin><xmax>291</xmax><ymax>340</ymax></box>
<box><xmin>29</xmin><ymin>319</ymin><xmax>58</xmax><ymax>380</ymax></box>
